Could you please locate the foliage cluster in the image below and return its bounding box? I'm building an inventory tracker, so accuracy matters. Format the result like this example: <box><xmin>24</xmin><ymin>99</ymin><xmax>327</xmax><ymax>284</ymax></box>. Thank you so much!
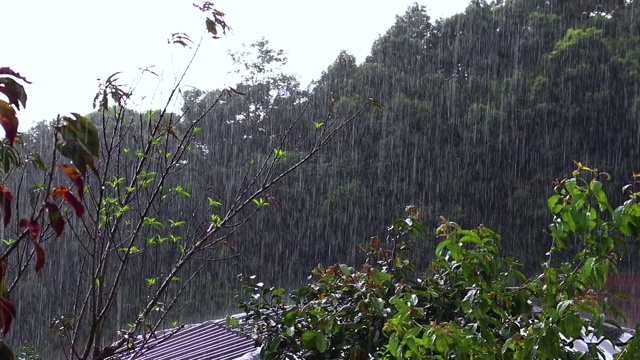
<box><xmin>239</xmin><ymin>164</ymin><xmax>640</xmax><ymax>359</ymax></box>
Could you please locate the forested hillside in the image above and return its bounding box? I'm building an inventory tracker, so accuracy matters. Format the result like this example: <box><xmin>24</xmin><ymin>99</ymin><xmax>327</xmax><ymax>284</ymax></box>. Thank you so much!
<box><xmin>177</xmin><ymin>0</ymin><xmax>640</xmax><ymax>284</ymax></box>
<box><xmin>9</xmin><ymin>0</ymin><xmax>640</xmax><ymax>356</ymax></box>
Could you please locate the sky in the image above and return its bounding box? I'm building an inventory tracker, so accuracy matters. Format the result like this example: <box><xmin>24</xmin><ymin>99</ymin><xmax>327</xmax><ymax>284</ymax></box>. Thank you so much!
<box><xmin>4</xmin><ymin>0</ymin><xmax>469</xmax><ymax>130</ymax></box>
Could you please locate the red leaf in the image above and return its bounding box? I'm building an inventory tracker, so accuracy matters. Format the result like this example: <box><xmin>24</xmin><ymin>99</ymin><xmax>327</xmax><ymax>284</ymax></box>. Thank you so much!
<box><xmin>18</xmin><ymin>219</ymin><xmax>28</xmax><ymax>232</ymax></box>
<box><xmin>19</xmin><ymin>219</ymin><xmax>44</xmax><ymax>272</ymax></box>
<box><xmin>52</xmin><ymin>187</ymin><xmax>84</xmax><ymax>217</ymax></box>
<box><xmin>60</xmin><ymin>164</ymin><xmax>84</xmax><ymax>199</ymax></box>
<box><xmin>45</xmin><ymin>202</ymin><xmax>64</xmax><ymax>237</ymax></box>
<box><xmin>0</xmin><ymin>68</ymin><xmax>32</xmax><ymax>84</ymax></box>
<box><xmin>0</xmin><ymin>186</ymin><xmax>12</xmax><ymax>226</ymax></box>
<box><xmin>19</xmin><ymin>219</ymin><xmax>39</xmax><ymax>240</ymax></box>
<box><xmin>32</xmin><ymin>238</ymin><xmax>44</xmax><ymax>272</ymax></box>
<box><xmin>0</xmin><ymin>101</ymin><xmax>17</xmax><ymax>146</ymax></box>
<box><xmin>0</xmin><ymin>297</ymin><xmax>15</xmax><ymax>335</ymax></box>
<box><xmin>228</xmin><ymin>87</ymin><xmax>247</xmax><ymax>96</ymax></box>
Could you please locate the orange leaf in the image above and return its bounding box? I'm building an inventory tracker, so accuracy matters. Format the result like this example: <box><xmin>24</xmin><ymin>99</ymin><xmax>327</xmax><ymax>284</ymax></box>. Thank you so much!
<box><xmin>60</xmin><ymin>164</ymin><xmax>84</xmax><ymax>199</ymax></box>
<box><xmin>52</xmin><ymin>187</ymin><xmax>84</xmax><ymax>217</ymax></box>
<box><xmin>19</xmin><ymin>219</ymin><xmax>44</xmax><ymax>272</ymax></box>
<box><xmin>0</xmin><ymin>101</ymin><xmax>17</xmax><ymax>146</ymax></box>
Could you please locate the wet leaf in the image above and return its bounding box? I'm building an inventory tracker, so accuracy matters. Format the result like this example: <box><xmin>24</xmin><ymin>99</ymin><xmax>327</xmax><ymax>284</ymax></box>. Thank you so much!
<box><xmin>56</xmin><ymin>140</ymin><xmax>99</xmax><ymax>177</ymax></box>
<box><xmin>205</xmin><ymin>17</ymin><xmax>217</xmax><ymax>35</ymax></box>
<box><xmin>367</xmin><ymin>98</ymin><xmax>385</xmax><ymax>112</ymax></box>
<box><xmin>52</xmin><ymin>187</ymin><xmax>84</xmax><ymax>217</ymax></box>
<box><xmin>0</xmin><ymin>67</ymin><xmax>32</xmax><ymax>84</ymax></box>
<box><xmin>0</xmin><ymin>297</ymin><xmax>15</xmax><ymax>335</ymax></box>
<box><xmin>0</xmin><ymin>145</ymin><xmax>18</xmax><ymax>173</ymax></box>
<box><xmin>57</xmin><ymin>113</ymin><xmax>100</xmax><ymax>156</ymax></box>
<box><xmin>0</xmin><ymin>101</ymin><xmax>18</xmax><ymax>146</ymax></box>
<box><xmin>19</xmin><ymin>219</ymin><xmax>44</xmax><ymax>272</ymax></box>
<box><xmin>0</xmin><ymin>186</ymin><xmax>12</xmax><ymax>226</ymax></box>
<box><xmin>228</xmin><ymin>87</ymin><xmax>246</xmax><ymax>95</ymax></box>
<box><xmin>19</xmin><ymin>219</ymin><xmax>38</xmax><ymax>240</ymax></box>
<box><xmin>45</xmin><ymin>202</ymin><xmax>64</xmax><ymax>237</ymax></box>
<box><xmin>0</xmin><ymin>78</ymin><xmax>27</xmax><ymax>110</ymax></box>
<box><xmin>0</xmin><ymin>261</ymin><xmax>14</xmax><ymax>336</ymax></box>
<box><xmin>60</xmin><ymin>164</ymin><xmax>84</xmax><ymax>199</ymax></box>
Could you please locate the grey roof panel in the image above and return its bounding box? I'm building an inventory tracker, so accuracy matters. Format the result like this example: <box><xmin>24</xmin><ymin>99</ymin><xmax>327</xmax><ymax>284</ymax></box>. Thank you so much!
<box><xmin>110</xmin><ymin>319</ymin><xmax>256</xmax><ymax>360</ymax></box>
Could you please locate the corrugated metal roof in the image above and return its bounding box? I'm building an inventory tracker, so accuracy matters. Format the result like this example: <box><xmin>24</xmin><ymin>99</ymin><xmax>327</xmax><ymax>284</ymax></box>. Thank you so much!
<box><xmin>109</xmin><ymin>318</ymin><xmax>257</xmax><ymax>360</ymax></box>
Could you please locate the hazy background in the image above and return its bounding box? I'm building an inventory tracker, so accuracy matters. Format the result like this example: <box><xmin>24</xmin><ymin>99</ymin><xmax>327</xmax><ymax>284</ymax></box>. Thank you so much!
<box><xmin>4</xmin><ymin>0</ymin><xmax>468</xmax><ymax>129</ymax></box>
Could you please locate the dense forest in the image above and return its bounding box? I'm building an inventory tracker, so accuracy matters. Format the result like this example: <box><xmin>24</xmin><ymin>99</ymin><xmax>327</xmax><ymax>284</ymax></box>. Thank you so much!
<box><xmin>5</xmin><ymin>0</ymin><xmax>640</xmax><ymax>356</ymax></box>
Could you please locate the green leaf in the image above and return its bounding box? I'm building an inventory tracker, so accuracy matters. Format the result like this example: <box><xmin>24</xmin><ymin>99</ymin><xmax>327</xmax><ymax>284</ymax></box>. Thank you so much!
<box><xmin>142</xmin><ymin>217</ymin><xmax>164</xmax><ymax>228</ymax></box>
<box><xmin>302</xmin><ymin>331</ymin><xmax>317</xmax><ymax>349</ymax></box>
<box><xmin>316</xmin><ymin>333</ymin><xmax>327</xmax><ymax>353</ymax></box>
<box><xmin>557</xmin><ymin>300</ymin><xmax>573</xmax><ymax>317</ymax></box>
<box><xmin>70</xmin><ymin>113</ymin><xmax>99</xmax><ymax>156</ymax></box>
<box><xmin>273</xmin><ymin>148</ymin><xmax>287</xmax><ymax>158</ymax></box>
<box><xmin>547</xmin><ymin>194</ymin><xmax>563</xmax><ymax>213</ymax></box>
<box><xmin>434</xmin><ymin>335</ymin><xmax>448</xmax><ymax>353</ymax></box>
<box><xmin>579</xmin><ymin>257</ymin><xmax>595</xmax><ymax>282</ymax></box>
<box><xmin>118</xmin><ymin>246</ymin><xmax>140</xmax><ymax>254</ymax></box>
<box><xmin>56</xmin><ymin>139</ymin><xmax>98</xmax><ymax>176</ymax></box>
<box><xmin>560</xmin><ymin>312</ymin><xmax>583</xmax><ymax>339</ymax></box>
<box><xmin>590</xmin><ymin>180</ymin><xmax>612</xmax><ymax>213</ymax></box>
<box><xmin>252</xmin><ymin>198</ymin><xmax>270</xmax><ymax>207</ymax></box>
<box><xmin>369</xmin><ymin>268</ymin><xmax>392</xmax><ymax>285</ymax></box>
<box><xmin>210</xmin><ymin>214</ymin><xmax>222</xmax><ymax>226</ymax></box>
<box><xmin>272</xmin><ymin>288</ymin><xmax>285</xmax><ymax>296</ymax></box>
<box><xmin>0</xmin><ymin>77</ymin><xmax>27</xmax><ymax>110</ymax></box>
<box><xmin>169</xmin><ymin>219</ymin><xmax>186</xmax><ymax>228</ymax></box>
<box><xmin>388</xmin><ymin>333</ymin><xmax>399</xmax><ymax>357</ymax></box>
<box><xmin>339</xmin><ymin>264</ymin><xmax>351</xmax><ymax>276</ymax></box>
<box><xmin>171</xmin><ymin>185</ymin><xmax>191</xmax><ymax>198</ymax></box>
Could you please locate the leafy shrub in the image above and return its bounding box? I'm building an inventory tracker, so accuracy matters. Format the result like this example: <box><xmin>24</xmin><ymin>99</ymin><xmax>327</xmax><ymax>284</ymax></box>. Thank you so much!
<box><xmin>238</xmin><ymin>163</ymin><xmax>640</xmax><ymax>359</ymax></box>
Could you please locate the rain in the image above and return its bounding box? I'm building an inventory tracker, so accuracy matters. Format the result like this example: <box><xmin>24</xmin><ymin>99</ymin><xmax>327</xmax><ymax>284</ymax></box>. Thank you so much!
<box><xmin>2</xmin><ymin>0</ymin><xmax>640</xmax><ymax>358</ymax></box>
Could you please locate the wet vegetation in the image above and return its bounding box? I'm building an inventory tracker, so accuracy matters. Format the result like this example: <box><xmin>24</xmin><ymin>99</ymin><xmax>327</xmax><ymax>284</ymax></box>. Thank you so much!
<box><xmin>1</xmin><ymin>0</ymin><xmax>640</xmax><ymax>358</ymax></box>
<box><xmin>240</xmin><ymin>166</ymin><xmax>640</xmax><ymax>358</ymax></box>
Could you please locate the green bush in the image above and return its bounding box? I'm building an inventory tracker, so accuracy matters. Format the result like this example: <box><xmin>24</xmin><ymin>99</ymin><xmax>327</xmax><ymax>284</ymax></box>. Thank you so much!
<box><xmin>237</xmin><ymin>163</ymin><xmax>640</xmax><ymax>359</ymax></box>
